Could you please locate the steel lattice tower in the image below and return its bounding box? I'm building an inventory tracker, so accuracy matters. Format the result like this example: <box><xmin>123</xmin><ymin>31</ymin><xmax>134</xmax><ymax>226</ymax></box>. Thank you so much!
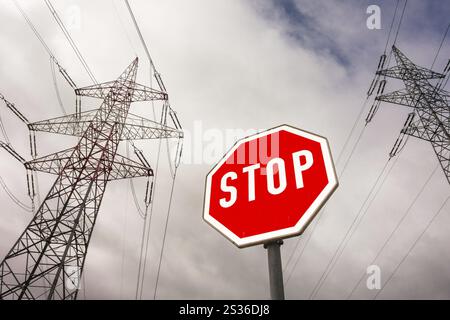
<box><xmin>369</xmin><ymin>45</ymin><xmax>450</xmax><ymax>184</ymax></box>
<box><xmin>0</xmin><ymin>58</ymin><xmax>182</xmax><ymax>299</ymax></box>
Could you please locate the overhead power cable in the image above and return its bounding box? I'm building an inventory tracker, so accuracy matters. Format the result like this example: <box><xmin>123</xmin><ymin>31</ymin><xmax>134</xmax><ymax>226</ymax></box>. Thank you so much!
<box><xmin>430</xmin><ymin>23</ymin><xmax>450</xmax><ymax>94</ymax></box>
<box><xmin>285</xmin><ymin>144</ymin><xmax>404</xmax><ymax>285</ymax></box>
<box><xmin>284</xmin><ymin>97</ymin><xmax>374</xmax><ymax>283</ymax></box>
<box><xmin>126</xmin><ymin>140</ymin><xmax>149</xmax><ymax>219</ymax></box>
<box><xmin>122</xmin><ymin>1</ymin><xmax>163</xmax><ymax>298</ymax></box>
<box><xmin>0</xmin><ymin>100</ymin><xmax>10</xmax><ymax>144</ymax></box>
<box><xmin>123</xmin><ymin>1</ymin><xmax>183</xmax><ymax>300</ymax></box>
<box><xmin>347</xmin><ymin>164</ymin><xmax>439</xmax><ymax>299</ymax></box>
<box><xmin>44</xmin><ymin>0</ymin><xmax>98</xmax><ymax>84</ymax></box>
<box><xmin>284</xmin><ymin>90</ymin><xmax>371</xmax><ymax>283</ymax></box>
<box><xmin>308</xmin><ymin>159</ymin><xmax>392</xmax><ymax>299</ymax></box>
<box><xmin>284</xmin><ymin>104</ymin><xmax>367</xmax><ymax>281</ymax></box>
<box><xmin>50</xmin><ymin>57</ymin><xmax>67</xmax><ymax>116</ymax></box>
<box><xmin>306</xmin><ymin>139</ymin><xmax>410</xmax><ymax>297</ymax></box>
<box><xmin>13</xmin><ymin>0</ymin><xmax>53</xmax><ymax>57</ymax></box>
<box><xmin>13</xmin><ymin>0</ymin><xmax>77</xmax><ymax>89</ymax></box>
<box><xmin>392</xmin><ymin>0</ymin><xmax>408</xmax><ymax>46</ymax></box>
<box><xmin>124</xmin><ymin>0</ymin><xmax>156</xmax><ymax>72</ymax></box>
<box><xmin>136</xmin><ymin>141</ymin><xmax>160</xmax><ymax>300</ymax></box>
<box><xmin>120</xmin><ymin>184</ymin><xmax>130</xmax><ymax>298</ymax></box>
<box><xmin>109</xmin><ymin>17</ymin><xmax>141</xmax><ymax>200</ymax></box>
<box><xmin>431</xmin><ymin>23</ymin><xmax>450</xmax><ymax>69</ymax></box>
<box><xmin>0</xmin><ymin>175</ymin><xmax>32</xmax><ymax>212</ymax></box>
<box><xmin>283</xmin><ymin>0</ymin><xmax>403</xmax><ymax>280</ymax></box>
<box><xmin>111</xmin><ymin>0</ymin><xmax>138</xmax><ymax>57</ymax></box>
<box><xmin>135</xmin><ymin>199</ymin><xmax>151</xmax><ymax>299</ymax></box>
<box><xmin>374</xmin><ymin>194</ymin><xmax>449</xmax><ymax>299</ymax></box>
<box><xmin>300</xmin><ymin>0</ymin><xmax>412</xmax><ymax>298</ymax></box>
<box><xmin>383</xmin><ymin>0</ymin><xmax>400</xmax><ymax>54</ymax></box>
<box><xmin>0</xmin><ymin>95</ymin><xmax>33</xmax><ymax>213</ymax></box>
<box><xmin>123</xmin><ymin>0</ymin><xmax>158</xmax><ymax>120</ymax></box>
<box><xmin>153</xmin><ymin>161</ymin><xmax>180</xmax><ymax>299</ymax></box>
<box><xmin>120</xmin><ymin>2</ymin><xmax>160</xmax><ymax>294</ymax></box>
<box><xmin>284</xmin><ymin>205</ymin><xmax>326</xmax><ymax>284</ymax></box>
<box><xmin>344</xmin><ymin>20</ymin><xmax>449</xmax><ymax>298</ymax></box>
<box><xmin>334</xmin><ymin>98</ymin><xmax>369</xmax><ymax>166</ymax></box>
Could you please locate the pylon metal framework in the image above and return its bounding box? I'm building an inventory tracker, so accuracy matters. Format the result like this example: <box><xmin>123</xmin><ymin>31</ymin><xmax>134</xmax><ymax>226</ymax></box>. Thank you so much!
<box><xmin>0</xmin><ymin>58</ymin><xmax>183</xmax><ymax>300</ymax></box>
<box><xmin>367</xmin><ymin>45</ymin><xmax>450</xmax><ymax>184</ymax></box>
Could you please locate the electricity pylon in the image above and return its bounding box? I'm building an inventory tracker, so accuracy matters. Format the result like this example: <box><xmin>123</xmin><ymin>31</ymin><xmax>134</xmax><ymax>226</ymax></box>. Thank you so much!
<box><xmin>367</xmin><ymin>45</ymin><xmax>450</xmax><ymax>184</ymax></box>
<box><xmin>0</xmin><ymin>58</ymin><xmax>182</xmax><ymax>300</ymax></box>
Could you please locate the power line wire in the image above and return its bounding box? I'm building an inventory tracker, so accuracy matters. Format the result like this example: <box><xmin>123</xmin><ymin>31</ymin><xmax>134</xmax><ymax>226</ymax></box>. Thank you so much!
<box><xmin>347</xmin><ymin>164</ymin><xmax>439</xmax><ymax>299</ymax></box>
<box><xmin>308</xmin><ymin>144</ymin><xmax>407</xmax><ymax>297</ymax></box>
<box><xmin>82</xmin><ymin>266</ymin><xmax>86</xmax><ymax>300</ymax></box>
<box><xmin>120</xmin><ymin>177</ymin><xmax>130</xmax><ymax>299</ymax></box>
<box><xmin>309</xmin><ymin>159</ymin><xmax>392</xmax><ymax>299</ymax></box>
<box><xmin>13</xmin><ymin>0</ymin><xmax>77</xmax><ymax>90</ymax></box>
<box><xmin>284</xmin><ymin>0</ymin><xmax>404</xmax><ymax>277</ymax></box>
<box><xmin>335</xmin><ymin>99</ymin><xmax>370</xmax><ymax>167</ymax></box>
<box><xmin>284</xmin><ymin>124</ymin><xmax>372</xmax><ymax>288</ymax></box>
<box><xmin>392</xmin><ymin>0</ymin><xmax>408</xmax><ymax>46</ymax></box>
<box><xmin>431</xmin><ymin>23</ymin><xmax>450</xmax><ymax>69</ymax></box>
<box><xmin>306</xmin><ymin>136</ymin><xmax>410</xmax><ymax>295</ymax></box>
<box><xmin>0</xmin><ymin>175</ymin><xmax>32</xmax><ymax>212</ymax></box>
<box><xmin>384</xmin><ymin>0</ymin><xmax>400</xmax><ymax>54</ymax></box>
<box><xmin>123</xmin><ymin>1</ymin><xmax>183</xmax><ymax>300</ymax></box>
<box><xmin>13</xmin><ymin>0</ymin><xmax>54</xmax><ymax>57</ymax></box>
<box><xmin>284</xmin><ymin>97</ymin><xmax>370</xmax><ymax>276</ymax></box>
<box><xmin>430</xmin><ymin>24</ymin><xmax>450</xmax><ymax>93</ymax></box>
<box><xmin>111</xmin><ymin>0</ymin><xmax>138</xmax><ymax>57</ymax></box>
<box><xmin>284</xmin><ymin>123</ymin><xmax>368</xmax><ymax>284</ymax></box>
<box><xmin>138</xmin><ymin>138</ymin><xmax>162</xmax><ymax>299</ymax></box>
<box><xmin>124</xmin><ymin>0</ymin><xmax>156</xmax><ymax>72</ymax></box>
<box><xmin>126</xmin><ymin>141</ymin><xmax>149</xmax><ymax>219</ymax></box>
<box><xmin>122</xmin><ymin>0</ymin><xmax>164</xmax><ymax>297</ymax></box>
<box><xmin>50</xmin><ymin>57</ymin><xmax>67</xmax><ymax>116</ymax></box>
<box><xmin>0</xmin><ymin>96</ymin><xmax>33</xmax><ymax>213</ymax></box>
<box><xmin>135</xmin><ymin>200</ymin><xmax>151</xmax><ymax>299</ymax></box>
<box><xmin>127</xmin><ymin>141</ymin><xmax>156</xmax><ymax>299</ymax></box>
<box><xmin>337</xmin><ymin>126</ymin><xmax>366</xmax><ymax>179</ymax></box>
<box><xmin>304</xmin><ymin>0</ymin><xmax>410</xmax><ymax>298</ymax></box>
<box><xmin>315</xmin><ymin>87</ymin><xmax>439</xmax><ymax>299</ymax></box>
<box><xmin>0</xmin><ymin>100</ymin><xmax>11</xmax><ymax>145</ymax></box>
<box><xmin>8</xmin><ymin>2</ymin><xmax>65</xmax><ymax>216</ymax></box>
<box><xmin>287</xmin><ymin>144</ymin><xmax>404</xmax><ymax>286</ymax></box>
<box><xmin>374</xmin><ymin>194</ymin><xmax>449</xmax><ymax>299</ymax></box>
<box><xmin>344</xmin><ymin>23</ymin><xmax>448</xmax><ymax>297</ymax></box>
<box><xmin>118</xmin><ymin>0</ymin><xmax>165</xmax><ymax>291</ymax></box>
<box><xmin>284</xmin><ymin>80</ymin><xmax>386</xmax><ymax>280</ymax></box>
<box><xmin>151</xmin><ymin>121</ymin><xmax>183</xmax><ymax>299</ymax></box>
<box><xmin>123</xmin><ymin>0</ymin><xmax>157</xmax><ymax>120</ymax></box>
<box><xmin>44</xmin><ymin>0</ymin><xmax>98</xmax><ymax>84</ymax></box>
<box><xmin>153</xmin><ymin>161</ymin><xmax>180</xmax><ymax>299</ymax></box>
<box><xmin>284</xmin><ymin>206</ymin><xmax>325</xmax><ymax>284</ymax></box>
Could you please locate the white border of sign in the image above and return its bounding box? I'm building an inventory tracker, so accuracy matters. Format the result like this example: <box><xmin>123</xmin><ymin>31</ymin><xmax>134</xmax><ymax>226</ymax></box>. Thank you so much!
<box><xmin>203</xmin><ymin>124</ymin><xmax>338</xmax><ymax>248</ymax></box>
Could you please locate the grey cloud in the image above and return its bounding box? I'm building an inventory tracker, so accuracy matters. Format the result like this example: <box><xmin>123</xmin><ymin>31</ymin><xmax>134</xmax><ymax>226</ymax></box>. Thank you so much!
<box><xmin>0</xmin><ymin>0</ymin><xmax>449</xmax><ymax>300</ymax></box>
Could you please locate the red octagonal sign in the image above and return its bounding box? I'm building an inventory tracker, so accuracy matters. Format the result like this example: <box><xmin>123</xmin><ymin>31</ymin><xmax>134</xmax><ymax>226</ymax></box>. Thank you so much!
<box><xmin>203</xmin><ymin>125</ymin><xmax>338</xmax><ymax>248</ymax></box>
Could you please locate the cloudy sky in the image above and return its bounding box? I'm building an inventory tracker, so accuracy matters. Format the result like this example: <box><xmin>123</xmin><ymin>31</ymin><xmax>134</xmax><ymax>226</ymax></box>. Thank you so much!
<box><xmin>0</xmin><ymin>0</ymin><xmax>449</xmax><ymax>299</ymax></box>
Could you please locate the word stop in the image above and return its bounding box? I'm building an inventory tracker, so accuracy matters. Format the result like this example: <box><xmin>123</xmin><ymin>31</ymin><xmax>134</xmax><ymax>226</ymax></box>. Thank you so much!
<box><xmin>219</xmin><ymin>150</ymin><xmax>313</xmax><ymax>208</ymax></box>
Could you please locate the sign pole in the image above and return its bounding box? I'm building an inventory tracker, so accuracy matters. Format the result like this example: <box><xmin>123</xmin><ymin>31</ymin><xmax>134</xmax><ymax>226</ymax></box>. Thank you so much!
<box><xmin>264</xmin><ymin>240</ymin><xmax>285</xmax><ymax>300</ymax></box>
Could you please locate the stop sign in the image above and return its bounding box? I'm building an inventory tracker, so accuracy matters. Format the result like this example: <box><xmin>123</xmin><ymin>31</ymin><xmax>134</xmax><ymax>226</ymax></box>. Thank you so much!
<box><xmin>203</xmin><ymin>125</ymin><xmax>338</xmax><ymax>248</ymax></box>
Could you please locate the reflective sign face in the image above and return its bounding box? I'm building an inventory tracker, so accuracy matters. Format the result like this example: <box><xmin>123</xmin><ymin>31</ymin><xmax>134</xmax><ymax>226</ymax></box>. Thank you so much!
<box><xmin>203</xmin><ymin>125</ymin><xmax>338</xmax><ymax>248</ymax></box>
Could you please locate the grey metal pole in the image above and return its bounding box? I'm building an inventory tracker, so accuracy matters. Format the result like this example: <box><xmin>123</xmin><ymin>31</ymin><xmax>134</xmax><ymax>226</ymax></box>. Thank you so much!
<box><xmin>264</xmin><ymin>240</ymin><xmax>285</xmax><ymax>300</ymax></box>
